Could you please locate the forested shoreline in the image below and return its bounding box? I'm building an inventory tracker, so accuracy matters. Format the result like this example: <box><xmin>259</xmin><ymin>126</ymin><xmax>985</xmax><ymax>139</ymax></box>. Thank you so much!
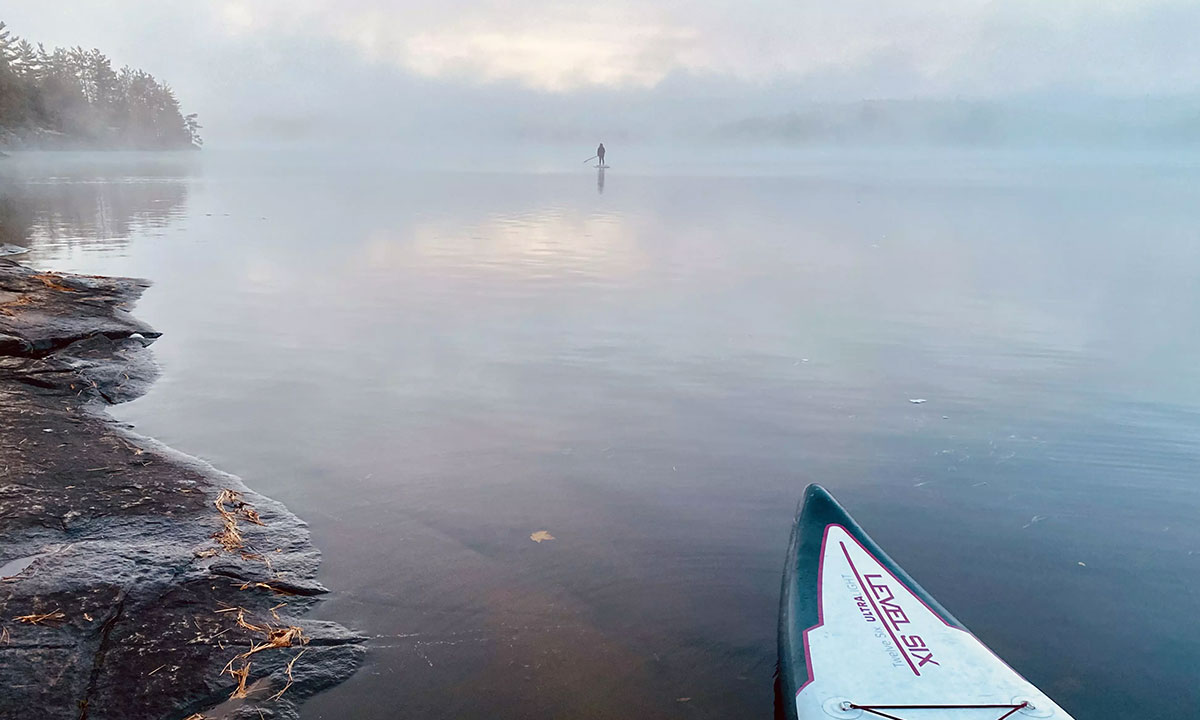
<box><xmin>0</xmin><ymin>21</ymin><xmax>200</xmax><ymax>150</ymax></box>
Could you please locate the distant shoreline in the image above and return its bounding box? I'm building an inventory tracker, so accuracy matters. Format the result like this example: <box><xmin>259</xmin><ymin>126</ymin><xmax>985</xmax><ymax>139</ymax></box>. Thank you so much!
<box><xmin>0</xmin><ymin>126</ymin><xmax>201</xmax><ymax>152</ymax></box>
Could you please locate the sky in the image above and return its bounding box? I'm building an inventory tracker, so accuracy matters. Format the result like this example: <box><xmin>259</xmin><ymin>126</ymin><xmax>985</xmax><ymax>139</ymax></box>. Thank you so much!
<box><xmin>5</xmin><ymin>1</ymin><xmax>1200</xmax><ymax>146</ymax></box>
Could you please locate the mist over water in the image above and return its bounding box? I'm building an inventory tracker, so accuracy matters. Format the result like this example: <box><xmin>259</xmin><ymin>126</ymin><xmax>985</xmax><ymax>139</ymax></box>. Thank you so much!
<box><xmin>5</xmin><ymin>0</ymin><xmax>1200</xmax><ymax>716</ymax></box>
<box><xmin>3</xmin><ymin>147</ymin><xmax>1198</xmax><ymax>718</ymax></box>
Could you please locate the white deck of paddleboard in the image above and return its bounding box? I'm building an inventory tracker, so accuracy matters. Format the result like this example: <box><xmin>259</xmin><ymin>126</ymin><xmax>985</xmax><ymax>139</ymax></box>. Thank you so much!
<box><xmin>796</xmin><ymin>525</ymin><xmax>1073</xmax><ymax>719</ymax></box>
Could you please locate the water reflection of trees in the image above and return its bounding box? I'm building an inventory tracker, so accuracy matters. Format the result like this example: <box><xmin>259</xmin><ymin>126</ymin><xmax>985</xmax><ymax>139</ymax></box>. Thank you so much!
<box><xmin>0</xmin><ymin>163</ymin><xmax>190</xmax><ymax>250</ymax></box>
<box><xmin>0</xmin><ymin>191</ymin><xmax>34</xmax><ymax>246</ymax></box>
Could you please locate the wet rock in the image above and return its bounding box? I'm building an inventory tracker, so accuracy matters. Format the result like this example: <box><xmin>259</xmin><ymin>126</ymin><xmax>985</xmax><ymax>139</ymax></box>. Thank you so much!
<box><xmin>0</xmin><ymin>259</ymin><xmax>363</xmax><ymax>719</ymax></box>
<box><xmin>0</xmin><ymin>260</ymin><xmax>160</xmax><ymax>357</ymax></box>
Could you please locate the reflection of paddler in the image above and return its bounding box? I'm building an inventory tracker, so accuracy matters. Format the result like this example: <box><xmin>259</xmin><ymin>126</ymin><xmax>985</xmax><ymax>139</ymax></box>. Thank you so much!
<box><xmin>597</xmin><ymin>143</ymin><xmax>605</xmax><ymax>166</ymax></box>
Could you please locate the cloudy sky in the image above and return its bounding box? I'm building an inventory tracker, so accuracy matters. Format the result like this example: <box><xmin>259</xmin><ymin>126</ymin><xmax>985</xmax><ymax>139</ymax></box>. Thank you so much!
<box><xmin>6</xmin><ymin>1</ymin><xmax>1200</xmax><ymax>145</ymax></box>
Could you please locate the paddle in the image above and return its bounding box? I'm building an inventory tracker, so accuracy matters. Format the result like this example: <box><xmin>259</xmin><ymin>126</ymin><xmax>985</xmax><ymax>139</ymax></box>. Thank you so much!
<box><xmin>583</xmin><ymin>155</ymin><xmax>597</xmax><ymax>163</ymax></box>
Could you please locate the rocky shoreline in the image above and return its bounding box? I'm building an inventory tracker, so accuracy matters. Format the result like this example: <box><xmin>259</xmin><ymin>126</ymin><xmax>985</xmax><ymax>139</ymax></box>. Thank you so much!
<box><xmin>0</xmin><ymin>127</ymin><xmax>201</xmax><ymax>152</ymax></box>
<box><xmin>0</xmin><ymin>258</ymin><xmax>363</xmax><ymax>719</ymax></box>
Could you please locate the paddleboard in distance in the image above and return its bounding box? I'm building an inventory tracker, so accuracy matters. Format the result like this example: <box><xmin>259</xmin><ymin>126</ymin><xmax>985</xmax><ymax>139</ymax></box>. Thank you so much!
<box><xmin>594</xmin><ymin>164</ymin><xmax>610</xmax><ymax>168</ymax></box>
<box><xmin>779</xmin><ymin>485</ymin><xmax>1075</xmax><ymax>720</ymax></box>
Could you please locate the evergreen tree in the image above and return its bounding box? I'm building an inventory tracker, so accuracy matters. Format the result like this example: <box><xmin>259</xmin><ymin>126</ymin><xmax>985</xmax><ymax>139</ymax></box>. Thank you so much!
<box><xmin>11</xmin><ymin>40</ymin><xmax>39</xmax><ymax>78</ymax></box>
<box><xmin>0</xmin><ymin>22</ymin><xmax>12</xmax><ymax>62</ymax></box>
<box><xmin>0</xmin><ymin>20</ymin><xmax>201</xmax><ymax>149</ymax></box>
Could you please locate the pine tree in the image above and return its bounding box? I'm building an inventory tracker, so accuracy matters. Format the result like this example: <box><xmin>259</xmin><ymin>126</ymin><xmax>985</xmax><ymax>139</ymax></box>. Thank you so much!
<box><xmin>11</xmin><ymin>40</ymin><xmax>39</xmax><ymax>78</ymax></box>
<box><xmin>0</xmin><ymin>21</ymin><xmax>201</xmax><ymax>149</ymax></box>
<box><xmin>0</xmin><ymin>22</ymin><xmax>12</xmax><ymax>64</ymax></box>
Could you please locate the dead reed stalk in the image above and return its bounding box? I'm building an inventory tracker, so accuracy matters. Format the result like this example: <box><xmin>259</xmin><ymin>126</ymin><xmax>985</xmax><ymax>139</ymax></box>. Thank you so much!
<box><xmin>14</xmin><ymin>610</ymin><xmax>66</xmax><ymax>625</ymax></box>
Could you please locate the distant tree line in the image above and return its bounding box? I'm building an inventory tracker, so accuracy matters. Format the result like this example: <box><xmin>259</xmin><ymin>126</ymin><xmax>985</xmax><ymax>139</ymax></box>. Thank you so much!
<box><xmin>0</xmin><ymin>21</ymin><xmax>201</xmax><ymax>150</ymax></box>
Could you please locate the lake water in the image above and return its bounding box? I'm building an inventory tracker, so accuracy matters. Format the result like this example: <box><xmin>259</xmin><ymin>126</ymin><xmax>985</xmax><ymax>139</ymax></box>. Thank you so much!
<box><xmin>2</xmin><ymin>148</ymin><xmax>1198</xmax><ymax>719</ymax></box>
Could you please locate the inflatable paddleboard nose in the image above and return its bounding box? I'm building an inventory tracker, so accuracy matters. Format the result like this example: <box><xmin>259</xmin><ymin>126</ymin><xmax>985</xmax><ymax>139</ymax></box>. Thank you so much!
<box><xmin>779</xmin><ymin>485</ymin><xmax>1076</xmax><ymax>720</ymax></box>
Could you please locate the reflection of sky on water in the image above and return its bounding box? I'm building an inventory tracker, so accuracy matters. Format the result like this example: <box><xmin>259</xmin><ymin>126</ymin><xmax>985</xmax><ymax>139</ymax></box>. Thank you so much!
<box><xmin>381</xmin><ymin>208</ymin><xmax>644</xmax><ymax>280</ymax></box>
<box><xmin>6</xmin><ymin>151</ymin><xmax>1200</xmax><ymax>720</ymax></box>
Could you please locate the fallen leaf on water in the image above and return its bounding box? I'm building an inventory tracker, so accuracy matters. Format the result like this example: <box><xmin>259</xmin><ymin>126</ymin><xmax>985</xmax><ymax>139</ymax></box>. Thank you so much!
<box><xmin>530</xmin><ymin>531</ymin><xmax>555</xmax><ymax>543</ymax></box>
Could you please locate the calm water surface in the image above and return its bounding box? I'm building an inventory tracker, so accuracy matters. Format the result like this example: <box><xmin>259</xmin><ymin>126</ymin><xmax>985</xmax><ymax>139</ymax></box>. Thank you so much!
<box><xmin>2</xmin><ymin>149</ymin><xmax>1198</xmax><ymax>719</ymax></box>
